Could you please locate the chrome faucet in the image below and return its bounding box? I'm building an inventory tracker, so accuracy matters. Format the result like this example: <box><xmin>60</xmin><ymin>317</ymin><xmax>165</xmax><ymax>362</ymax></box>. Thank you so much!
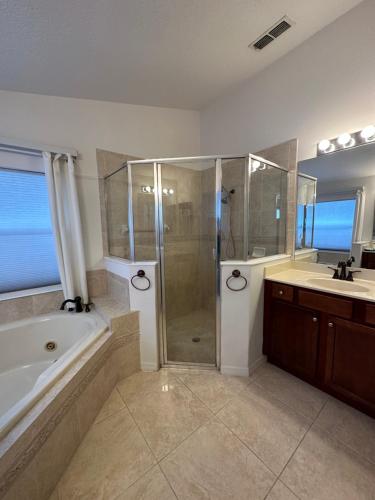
<box><xmin>60</xmin><ymin>296</ymin><xmax>83</xmax><ymax>313</ymax></box>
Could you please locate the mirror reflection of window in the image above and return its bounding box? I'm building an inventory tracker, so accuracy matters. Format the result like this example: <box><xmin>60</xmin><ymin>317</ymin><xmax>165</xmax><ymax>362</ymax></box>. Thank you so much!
<box><xmin>296</xmin><ymin>174</ymin><xmax>316</xmax><ymax>250</ymax></box>
<box><xmin>297</xmin><ymin>142</ymin><xmax>375</xmax><ymax>268</ymax></box>
<box><xmin>314</xmin><ymin>199</ymin><xmax>356</xmax><ymax>251</ymax></box>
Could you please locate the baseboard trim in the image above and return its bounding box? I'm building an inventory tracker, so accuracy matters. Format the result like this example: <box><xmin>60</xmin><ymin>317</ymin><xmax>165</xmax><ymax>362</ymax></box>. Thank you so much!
<box><xmin>220</xmin><ymin>356</ymin><xmax>266</xmax><ymax>378</ymax></box>
<box><xmin>141</xmin><ymin>362</ymin><xmax>159</xmax><ymax>372</ymax></box>
<box><xmin>220</xmin><ymin>365</ymin><xmax>249</xmax><ymax>377</ymax></box>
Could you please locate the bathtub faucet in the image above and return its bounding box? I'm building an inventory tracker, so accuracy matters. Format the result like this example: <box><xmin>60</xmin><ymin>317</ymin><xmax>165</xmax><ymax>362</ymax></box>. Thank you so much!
<box><xmin>60</xmin><ymin>296</ymin><xmax>83</xmax><ymax>313</ymax></box>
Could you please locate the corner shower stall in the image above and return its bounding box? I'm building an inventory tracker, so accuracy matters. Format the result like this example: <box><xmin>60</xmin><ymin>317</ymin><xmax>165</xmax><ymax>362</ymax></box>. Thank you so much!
<box><xmin>105</xmin><ymin>155</ymin><xmax>288</xmax><ymax>367</ymax></box>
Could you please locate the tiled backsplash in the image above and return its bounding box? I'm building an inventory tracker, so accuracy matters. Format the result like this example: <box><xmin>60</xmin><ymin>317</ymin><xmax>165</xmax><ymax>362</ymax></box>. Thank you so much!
<box><xmin>0</xmin><ymin>268</ymin><xmax>129</xmax><ymax>324</ymax></box>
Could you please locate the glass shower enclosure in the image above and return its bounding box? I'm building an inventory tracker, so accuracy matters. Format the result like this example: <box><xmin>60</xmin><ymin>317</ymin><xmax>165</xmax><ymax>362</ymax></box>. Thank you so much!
<box><xmin>296</xmin><ymin>173</ymin><xmax>317</xmax><ymax>250</ymax></box>
<box><xmin>105</xmin><ymin>155</ymin><xmax>289</xmax><ymax>367</ymax></box>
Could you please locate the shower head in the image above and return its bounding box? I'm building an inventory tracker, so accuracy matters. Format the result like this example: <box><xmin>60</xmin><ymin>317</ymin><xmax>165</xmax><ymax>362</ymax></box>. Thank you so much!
<box><xmin>221</xmin><ymin>186</ymin><xmax>235</xmax><ymax>204</ymax></box>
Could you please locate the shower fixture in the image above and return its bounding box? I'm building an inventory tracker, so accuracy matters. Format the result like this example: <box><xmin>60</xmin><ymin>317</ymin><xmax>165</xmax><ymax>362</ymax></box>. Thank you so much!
<box><xmin>221</xmin><ymin>186</ymin><xmax>236</xmax><ymax>259</ymax></box>
<box><xmin>221</xmin><ymin>186</ymin><xmax>235</xmax><ymax>204</ymax></box>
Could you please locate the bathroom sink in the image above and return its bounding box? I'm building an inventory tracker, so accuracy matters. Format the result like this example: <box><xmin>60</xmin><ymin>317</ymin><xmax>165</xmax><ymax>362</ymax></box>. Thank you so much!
<box><xmin>306</xmin><ymin>278</ymin><xmax>370</xmax><ymax>293</ymax></box>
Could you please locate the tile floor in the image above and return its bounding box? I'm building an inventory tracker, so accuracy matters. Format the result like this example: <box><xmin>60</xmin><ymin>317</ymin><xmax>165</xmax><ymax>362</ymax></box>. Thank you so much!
<box><xmin>51</xmin><ymin>363</ymin><xmax>375</xmax><ymax>500</ymax></box>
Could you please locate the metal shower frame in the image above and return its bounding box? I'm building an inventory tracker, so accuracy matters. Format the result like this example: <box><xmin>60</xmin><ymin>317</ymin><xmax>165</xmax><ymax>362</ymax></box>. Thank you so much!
<box><xmin>114</xmin><ymin>153</ymin><xmax>288</xmax><ymax>368</ymax></box>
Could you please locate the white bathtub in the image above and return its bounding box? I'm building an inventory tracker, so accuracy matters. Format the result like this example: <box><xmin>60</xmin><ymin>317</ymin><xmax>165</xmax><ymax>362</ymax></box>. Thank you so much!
<box><xmin>0</xmin><ymin>311</ymin><xmax>107</xmax><ymax>438</ymax></box>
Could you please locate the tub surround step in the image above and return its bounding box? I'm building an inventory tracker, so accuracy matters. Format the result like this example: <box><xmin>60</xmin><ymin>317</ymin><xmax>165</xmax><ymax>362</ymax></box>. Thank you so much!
<box><xmin>94</xmin><ymin>296</ymin><xmax>130</xmax><ymax>324</ymax></box>
<box><xmin>94</xmin><ymin>299</ymin><xmax>139</xmax><ymax>339</ymax></box>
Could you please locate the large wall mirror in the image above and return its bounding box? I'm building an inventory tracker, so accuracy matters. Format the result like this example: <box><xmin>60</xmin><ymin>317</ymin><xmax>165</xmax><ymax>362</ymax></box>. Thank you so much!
<box><xmin>295</xmin><ymin>142</ymin><xmax>375</xmax><ymax>269</ymax></box>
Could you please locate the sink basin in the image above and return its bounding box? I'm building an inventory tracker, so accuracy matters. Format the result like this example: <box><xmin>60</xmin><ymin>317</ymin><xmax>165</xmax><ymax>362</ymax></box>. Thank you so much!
<box><xmin>306</xmin><ymin>278</ymin><xmax>370</xmax><ymax>293</ymax></box>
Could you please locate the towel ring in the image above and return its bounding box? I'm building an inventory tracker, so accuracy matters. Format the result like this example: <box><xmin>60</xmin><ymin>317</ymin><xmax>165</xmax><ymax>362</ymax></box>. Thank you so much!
<box><xmin>130</xmin><ymin>270</ymin><xmax>151</xmax><ymax>291</ymax></box>
<box><xmin>226</xmin><ymin>269</ymin><xmax>247</xmax><ymax>292</ymax></box>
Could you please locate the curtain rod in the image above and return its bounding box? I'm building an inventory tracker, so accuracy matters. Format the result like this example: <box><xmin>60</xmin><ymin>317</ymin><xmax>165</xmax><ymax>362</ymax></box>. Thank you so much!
<box><xmin>0</xmin><ymin>136</ymin><xmax>78</xmax><ymax>158</ymax></box>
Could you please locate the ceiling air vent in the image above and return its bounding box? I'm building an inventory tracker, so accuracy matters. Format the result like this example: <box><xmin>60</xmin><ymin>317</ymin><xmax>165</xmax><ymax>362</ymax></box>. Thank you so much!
<box><xmin>251</xmin><ymin>16</ymin><xmax>294</xmax><ymax>51</ymax></box>
<box><xmin>253</xmin><ymin>34</ymin><xmax>274</xmax><ymax>50</ymax></box>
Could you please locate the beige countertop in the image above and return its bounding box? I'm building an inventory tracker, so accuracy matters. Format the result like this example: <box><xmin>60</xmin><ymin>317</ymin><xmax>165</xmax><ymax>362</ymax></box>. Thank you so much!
<box><xmin>265</xmin><ymin>267</ymin><xmax>375</xmax><ymax>303</ymax></box>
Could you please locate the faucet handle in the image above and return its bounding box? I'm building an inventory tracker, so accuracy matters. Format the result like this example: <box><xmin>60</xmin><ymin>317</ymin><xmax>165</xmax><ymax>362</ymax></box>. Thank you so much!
<box><xmin>346</xmin><ymin>270</ymin><xmax>361</xmax><ymax>282</ymax></box>
<box><xmin>85</xmin><ymin>302</ymin><xmax>94</xmax><ymax>312</ymax></box>
<box><xmin>346</xmin><ymin>256</ymin><xmax>355</xmax><ymax>267</ymax></box>
<box><xmin>328</xmin><ymin>266</ymin><xmax>339</xmax><ymax>279</ymax></box>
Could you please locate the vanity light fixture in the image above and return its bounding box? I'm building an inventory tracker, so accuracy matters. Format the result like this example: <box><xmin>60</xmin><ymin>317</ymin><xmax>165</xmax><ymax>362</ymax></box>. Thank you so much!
<box><xmin>318</xmin><ymin>139</ymin><xmax>333</xmax><ymax>153</ymax></box>
<box><xmin>337</xmin><ymin>133</ymin><xmax>353</xmax><ymax>147</ymax></box>
<box><xmin>317</xmin><ymin>124</ymin><xmax>375</xmax><ymax>156</ymax></box>
<box><xmin>252</xmin><ymin>160</ymin><xmax>261</xmax><ymax>171</ymax></box>
<box><xmin>360</xmin><ymin>125</ymin><xmax>375</xmax><ymax>141</ymax></box>
<box><xmin>142</xmin><ymin>185</ymin><xmax>174</xmax><ymax>196</ymax></box>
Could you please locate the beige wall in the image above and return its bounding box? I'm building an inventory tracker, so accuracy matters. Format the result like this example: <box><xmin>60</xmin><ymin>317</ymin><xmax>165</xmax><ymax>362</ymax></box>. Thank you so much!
<box><xmin>200</xmin><ymin>0</ymin><xmax>375</xmax><ymax>162</ymax></box>
<box><xmin>0</xmin><ymin>90</ymin><xmax>200</xmax><ymax>271</ymax></box>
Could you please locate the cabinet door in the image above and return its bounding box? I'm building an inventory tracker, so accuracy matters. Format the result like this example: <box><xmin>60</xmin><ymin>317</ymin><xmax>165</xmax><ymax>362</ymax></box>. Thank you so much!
<box><xmin>268</xmin><ymin>301</ymin><xmax>319</xmax><ymax>380</ymax></box>
<box><xmin>325</xmin><ymin>317</ymin><xmax>375</xmax><ymax>413</ymax></box>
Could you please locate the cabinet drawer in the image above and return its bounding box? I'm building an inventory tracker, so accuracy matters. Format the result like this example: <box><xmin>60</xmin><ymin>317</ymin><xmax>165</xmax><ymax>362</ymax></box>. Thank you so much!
<box><xmin>298</xmin><ymin>289</ymin><xmax>352</xmax><ymax>319</ymax></box>
<box><xmin>271</xmin><ymin>282</ymin><xmax>294</xmax><ymax>302</ymax></box>
<box><xmin>364</xmin><ymin>303</ymin><xmax>375</xmax><ymax>326</ymax></box>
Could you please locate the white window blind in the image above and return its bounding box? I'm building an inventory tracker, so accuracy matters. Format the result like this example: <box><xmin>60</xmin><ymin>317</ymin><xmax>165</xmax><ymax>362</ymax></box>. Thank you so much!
<box><xmin>0</xmin><ymin>167</ymin><xmax>60</xmax><ymax>293</ymax></box>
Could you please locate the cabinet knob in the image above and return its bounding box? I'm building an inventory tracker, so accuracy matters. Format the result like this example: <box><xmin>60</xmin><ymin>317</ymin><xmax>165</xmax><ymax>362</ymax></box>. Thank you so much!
<box><xmin>312</xmin><ymin>317</ymin><xmax>318</xmax><ymax>322</ymax></box>
<box><xmin>279</xmin><ymin>290</ymin><xmax>284</xmax><ymax>295</ymax></box>
<box><xmin>328</xmin><ymin>322</ymin><xmax>334</xmax><ymax>328</ymax></box>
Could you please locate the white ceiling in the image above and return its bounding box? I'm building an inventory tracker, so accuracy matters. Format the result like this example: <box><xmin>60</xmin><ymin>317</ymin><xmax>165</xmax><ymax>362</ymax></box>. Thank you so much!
<box><xmin>0</xmin><ymin>0</ymin><xmax>363</xmax><ymax>109</ymax></box>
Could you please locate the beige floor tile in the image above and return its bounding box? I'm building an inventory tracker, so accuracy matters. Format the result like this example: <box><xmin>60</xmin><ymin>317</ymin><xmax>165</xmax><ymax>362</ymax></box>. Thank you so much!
<box><xmin>314</xmin><ymin>398</ymin><xmax>375</xmax><ymax>464</ymax></box>
<box><xmin>281</xmin><ymin>427</ymin><xmax>375</xmax><ymax>500</ymax></box>
<box><xmin>125</xmin><ymin>383</ymin><xmax>212</xmax><ymax>460</ymax></box>
<box><xmin>217</xmin><ymin>383</ymin><xmax>310</xmax><ymax>474</ymax></box>
<box><xmin>58</xmin><ymin>409</ymin><xmax>156</xmax><ymax>500</ymax></box>
<box><xmin>117</xmin><ymin>369</ymin><xmax>182</xmax><ymax>405</ymax></box>
<box><xmin>115</xmin><ymin>466</ymin><xmax>176</xmax><ymax>499</ymax></box>
<box><xmin>176</xmin><ymin>370</ymin><xmax>250</xmax><ymax>413</ymax></box>
<box><xmin>253</xmin><ymin>363</ymin><xmax>328</xmax><ymax>420</ymax></box>
<box><xmin>266</xmin><ymin>481</ymin><xmax>299</xmax><ymax>500</ymax></box>
<box><xmin>48</xmin><ymin>489</ymin><xmax>60</xmax><ymax>500</ymax></box>
<box><xmin>161</xmin><ymin>419</ymin><xmax>275</xmax><ymax>500</ymax></box>
<box><xmin>94</xmin><ymin>387</ymin><xmax>125</xmax><ymax>425</ymax></box>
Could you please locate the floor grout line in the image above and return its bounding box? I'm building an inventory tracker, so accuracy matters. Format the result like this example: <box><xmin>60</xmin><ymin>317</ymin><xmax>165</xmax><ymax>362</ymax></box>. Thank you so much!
<box><xmin>269</xmin><ymin>397</ymin><xmax>330</xmax><ymax>499</ymax></box>
<box><xmin>115</xmin><ymin>376</ymin><xmax>217</xmax><ymax>499</ymax></box>
<box><xmin>114</xmin><ymin>386</ymin><xmax>162</xmax><ymax>495</ymax></box>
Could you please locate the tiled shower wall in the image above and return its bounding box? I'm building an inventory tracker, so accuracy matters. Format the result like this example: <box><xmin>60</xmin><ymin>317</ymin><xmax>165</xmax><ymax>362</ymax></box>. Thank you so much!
<box><xmin>162</xmin><ymin>163</ymin><xmax>215</xmax><ymax>321</ymax></box>
<box><xmin>96</xmin><ymin>149</ymin><xmax>140</xmax><ymax>259</ymax></box>
<box><xmin>248</xmin><ymin>166</ymin><xmax>288</xmax><ymax>258</ymax></box>
<box><xmin>256</xmin><ymin>139</ymin><xmax>298</xmax><ymax>256</ymax></box>
<box><xmin>221</xmin><ymin>158</ymin><xmax>246</xmax><ymax>261</ymax></box>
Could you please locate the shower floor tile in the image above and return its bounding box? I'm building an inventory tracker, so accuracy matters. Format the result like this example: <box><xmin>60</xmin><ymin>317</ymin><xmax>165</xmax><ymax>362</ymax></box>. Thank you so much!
<box><xmin>166</xmin><ymin>308</ymin><xmax>216</xmax><ymax>364</ymax></box>
<box><xmin>52</xmin><ymin>364</ymin><xmax>375</xmax><ymax>500</ymax></box>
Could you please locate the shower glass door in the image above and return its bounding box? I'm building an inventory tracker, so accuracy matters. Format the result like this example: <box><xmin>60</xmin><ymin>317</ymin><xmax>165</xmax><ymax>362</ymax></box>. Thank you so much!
<box><xmin>158</xmin><ymin>160</ymin><xmax>218</xmax><ymax>365</ymax></box>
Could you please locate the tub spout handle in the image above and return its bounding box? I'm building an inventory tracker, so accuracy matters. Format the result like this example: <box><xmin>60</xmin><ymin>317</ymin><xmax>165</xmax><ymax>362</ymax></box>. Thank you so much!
<box><xmin>85</xmin><ymin>302</ymin><xmax>94</xmax><ymax>313</ymax></box>
<box><xmin>60</xmin><ymin>296</ymin><xmax>83</xmax><ymax>313</ymax></box>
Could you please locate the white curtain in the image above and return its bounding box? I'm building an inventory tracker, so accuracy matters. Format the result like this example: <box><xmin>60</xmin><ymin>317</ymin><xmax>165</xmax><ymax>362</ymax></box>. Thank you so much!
<box><xmin>43</xmin><ymin>152</ymin><xmax>88</xmax><ymax>303</ymax></box>
<box><xmin>353</xmin><ymin>187</ymin><xmax>366</xmax><ymax>242</ymax></box>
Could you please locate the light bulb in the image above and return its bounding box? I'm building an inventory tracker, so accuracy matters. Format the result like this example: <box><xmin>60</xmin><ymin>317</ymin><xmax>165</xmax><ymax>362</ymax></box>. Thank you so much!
<box><xmin>169</xmin><ymin>188</ymin><xmax>174</xmax><ymax>195</ymax></box>
<box><xmin>337</xmin><ymin>133</ymin><xmax>352</xmax><ymax>146</ymax></box>
<box><xmin>145</xmin><ymin>185</ymin><xmax>151</xmax><ymax>193</ymax></box>
<box><xmin>360</xmin><ymin>125</ymin><xmax>375</xmax><ymax>141</ymax></box>
<box><xmin>252</xmin><ymin>160</ymin><xmax>261</xmax><ymax>171</ymax></box>
<box><xmin>318</xmin><ymin>139</ymin><xmax>331</xmax><ymax>152</ymax></box>
<box><xmin>162</xmin><ymin>188</ymin><xmax>168</xmax><ymax>195</ymax></box>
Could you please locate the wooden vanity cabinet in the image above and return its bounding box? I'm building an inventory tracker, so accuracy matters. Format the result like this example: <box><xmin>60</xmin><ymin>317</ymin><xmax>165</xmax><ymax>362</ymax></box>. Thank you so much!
<box><xmin>264</xmin><ymin>280</ymin><xmax>375</xmax><ymax>418</ymax></box>
<box><xmin>324</xmin><ymin>317</ymin><xmax>375</xmax><ymax>412</ymax></box>
<box><xmin>268</xmin><ymin>301</ymin><xmax>319</xmax><ymax>382</ymax></box>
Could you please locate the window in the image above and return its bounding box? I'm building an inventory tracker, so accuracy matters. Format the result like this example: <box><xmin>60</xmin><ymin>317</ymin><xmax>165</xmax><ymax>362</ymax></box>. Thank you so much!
<box><xmin>313</xmin><ymin>199</ymin><xmax>356</xmax><ymax>251</ymax></box>
<box><xmin>0</xmin><ymin>167</ymin><xmax>60</xmax><ymax>294</ymax></box>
